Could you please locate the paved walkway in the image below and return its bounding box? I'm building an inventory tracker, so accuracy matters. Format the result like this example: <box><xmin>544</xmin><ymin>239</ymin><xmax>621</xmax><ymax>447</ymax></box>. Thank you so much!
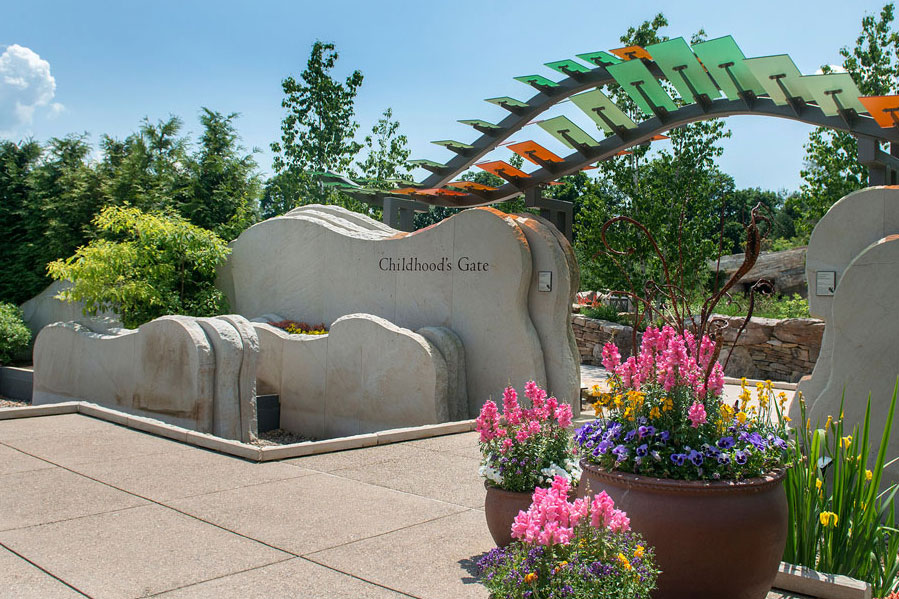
<box><xmin>0</xmin><ymin>413</ymin><xmax>811</xmax><ymax>598</ymax></box>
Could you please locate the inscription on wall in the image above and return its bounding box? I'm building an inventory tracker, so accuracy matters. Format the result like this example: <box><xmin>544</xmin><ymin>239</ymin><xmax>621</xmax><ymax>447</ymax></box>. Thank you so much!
<box><xmin>378</xmin><ymin>256</ymin><xmax>490</xmax><ymax>272</ymax></box>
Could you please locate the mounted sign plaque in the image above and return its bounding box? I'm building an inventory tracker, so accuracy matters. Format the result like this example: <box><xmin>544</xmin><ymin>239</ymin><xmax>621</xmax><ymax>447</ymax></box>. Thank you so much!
<box><xmin>538</xmin><ymin>271</ymin><xmax>552</xmax><ymax>292</ymax></box>
<box><xmin>816</xmin><ymin>271</ymin><xmax>836</xmax><ymax>296</ymax></box>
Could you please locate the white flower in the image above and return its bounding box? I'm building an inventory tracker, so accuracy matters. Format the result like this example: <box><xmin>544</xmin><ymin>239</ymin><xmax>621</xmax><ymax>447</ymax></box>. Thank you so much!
<box><xmin>479</xmin><ymin>463</ymin><xmax>503</xmax><ymax>485</ymax></box>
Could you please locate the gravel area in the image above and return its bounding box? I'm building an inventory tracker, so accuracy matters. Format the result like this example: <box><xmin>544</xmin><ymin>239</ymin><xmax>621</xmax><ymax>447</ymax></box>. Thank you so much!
<box><xmin>0</xmin><ymin>395</ymin><xmax>29</xmax><ymax>408</ymax></box>
<box><xmin>252</xmin><ymin>428</ymin><xmax>316</xmax><ymax>446</ymax></box>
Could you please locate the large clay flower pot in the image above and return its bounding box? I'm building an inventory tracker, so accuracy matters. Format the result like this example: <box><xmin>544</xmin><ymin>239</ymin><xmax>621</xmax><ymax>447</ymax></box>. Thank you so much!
<box><xmin>484</xmin><ymin>482</ymin><xmax>534</xmax><ymax>547</ymax></box>
<box><xmin>578</xmin><ymin>461</ymin><xmax>787</xmax><ymax>599</ymax></box>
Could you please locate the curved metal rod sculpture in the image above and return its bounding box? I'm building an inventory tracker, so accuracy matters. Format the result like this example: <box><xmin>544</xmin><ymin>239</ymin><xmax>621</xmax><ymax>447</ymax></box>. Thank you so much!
<box><xmin>596</xmin><ymin>204</ymin><xmax>772</xmax><ymax>388</ymax></box>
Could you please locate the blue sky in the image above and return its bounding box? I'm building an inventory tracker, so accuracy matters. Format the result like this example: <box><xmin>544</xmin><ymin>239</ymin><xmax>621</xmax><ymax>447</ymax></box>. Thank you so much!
<box><xmin>1</xmin><ymin>0</ymin><xmax>893</xmax><ymax>192</ymax></box>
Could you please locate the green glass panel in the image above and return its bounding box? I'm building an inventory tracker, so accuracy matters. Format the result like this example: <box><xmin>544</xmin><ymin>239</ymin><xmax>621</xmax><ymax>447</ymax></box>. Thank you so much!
<box><xmin>742</xmin><ymin>55</ymin><xmax>812</xmax><ymax>105</ymax></box>
<box><xmin>606</xmin><ymin>60</ymin><xmax>678</xmax><ymax>115</ymax></box>
<box><xmin>800</xmin><ymin>73</ymin><xmax>867</xmax><ymax>116</ymax></box>
<box><xmin>409</xmin><ymin>159</ymin><xmax>445</xmax><ymax>168</ymax></box>
<box><xmin>485</xmin><ymin>96</ymin><xmax>529</xmax><ymax>110</ymax></box>
<box><xmin>514</xmin><ymin>74</ymin><xmax>560</xmax><ymax>89</ymax></box>
<box><xmin>537</xmin><ymin>115</ymin><xmax>600</xmax><ymax>150</ymax></box>
<box><xmin>569</xmin><ymin>89</ymin><xmax>637</xmax><ymax>134</ymax></box>
<box><xmin>545</xmin><ymin>59</ymin><xmax>592</xmax><ymax>76</ymax></box>
<box><xmin>576</xmin><ymin>50</ymin><xmax>622</xmax><ymax>67</ymax></box>
<box><xmin>645</xmin><ymin>37</ymin><xmax>720</xmax><ymax>102</ymax></box>
<box><xmin>691</xmin><ymin>36</ymin><xmax>766</xmax><ymax>100</ymax></box>
<box><xmin>431</xmin><ymin>140</ymin><xmax>474</xmax><ymax>150</ymax></box>
<box><xmin>458</xmin><ymin>119</ymin><xmax>501</xmax><ymax>130</ymax></box>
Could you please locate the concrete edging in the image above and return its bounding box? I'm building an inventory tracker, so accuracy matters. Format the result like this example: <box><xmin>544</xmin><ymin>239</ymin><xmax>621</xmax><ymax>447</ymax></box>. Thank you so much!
<box><xmin>774</xmin><ymin>562</ymin><xmax>871</xmax><ymax>599</ymax></box>
<box><xmin>0</xmin><ymin>401</ymin><xmax>476</xmax><ymax>461</ymax></box>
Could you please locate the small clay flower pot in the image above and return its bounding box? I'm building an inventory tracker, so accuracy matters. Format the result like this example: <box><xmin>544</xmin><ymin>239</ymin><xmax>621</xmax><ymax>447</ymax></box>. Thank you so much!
<box><xmin>483</xmin><ymin>482</ymin><xmax>534</xmax><ymax>547</ymax></box>
<box><xmin>578</xmin><ymin>461</ymin><xmax>788</xmax><ymax>599</ymax></box>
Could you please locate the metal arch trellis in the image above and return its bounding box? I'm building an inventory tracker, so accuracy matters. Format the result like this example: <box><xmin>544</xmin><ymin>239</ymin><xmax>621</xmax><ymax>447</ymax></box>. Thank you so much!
<box><xmin>330</xmin><ymin>35</ymin><xmax>899</xmax><ymax>234</ymax></box>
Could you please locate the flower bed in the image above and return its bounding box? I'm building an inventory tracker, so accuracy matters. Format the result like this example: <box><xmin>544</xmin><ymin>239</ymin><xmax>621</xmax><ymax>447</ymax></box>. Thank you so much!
<box><xmin>267</xmin><ymin>319</ymin><xmax>328</xmax><ymax>335</ymax></box>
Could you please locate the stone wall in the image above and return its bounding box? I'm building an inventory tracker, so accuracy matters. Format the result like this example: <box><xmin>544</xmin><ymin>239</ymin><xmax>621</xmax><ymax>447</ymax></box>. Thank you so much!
<box><xmin>716</xmin><ymin>315</ymin><xmax>824</xmax><ymax>382</ymax></box>
<box><xmin>571</xmin><ymin>313</ymin><xmax>639</xmax><ymax>366</ymax></box>
<box><xmin>571</xmin><ymin>311</ymin><xmax>824</xmax><ymax>382</ymax></box>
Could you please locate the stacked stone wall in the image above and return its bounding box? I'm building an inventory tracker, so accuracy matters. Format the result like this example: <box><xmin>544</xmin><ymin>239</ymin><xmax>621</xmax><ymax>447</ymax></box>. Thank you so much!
<box><xmin>571</xmin><ymin>311</ymin><xmax>824</xmax><ymax>382</ymax></box>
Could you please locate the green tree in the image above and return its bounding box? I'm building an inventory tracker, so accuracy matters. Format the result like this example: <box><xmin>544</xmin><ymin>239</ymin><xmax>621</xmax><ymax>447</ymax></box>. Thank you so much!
<box><xmin>100</xmin><ymin>116</ymin><xmax>191</xmax><ymax>213</ymax></box>
<box><xmin>797</xmin><ymin>3</ymin><xmax>899</xmax><ymax>234</ymax></box>
<box><xmin>48</xmin><ymin>206</ymin><xmax>231</xmax><ymax>328</ymax></box>
<box><xmin>269</xmin><ymin>41</ymin><xmax>364</xmax><ymax>214</ymax></box>
<box><xmin>0</xmin><ymin>139</ymin><xmax>44</xmax><ymax>303</ymax></box>
<box><xmin>575</xmin><ymin>15</ymin><xmax>733</xmax><ymax>295</ymax></box>
<box><xmin>184</xmin><ymin>108</ymin><xmax>260</xmax><ymax>240</ymax></box>
<box><xmin>355</xmin><ymin>107</ymin><xmax>411</xmax><ymax>188</ymax></box>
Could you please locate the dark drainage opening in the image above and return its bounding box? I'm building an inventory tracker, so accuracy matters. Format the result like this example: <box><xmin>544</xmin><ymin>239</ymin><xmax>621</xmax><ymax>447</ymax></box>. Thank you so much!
<box><xmin>256</xmin><ymin>394</ymin><xmax>280</xmax><ymax>433</ymax></box>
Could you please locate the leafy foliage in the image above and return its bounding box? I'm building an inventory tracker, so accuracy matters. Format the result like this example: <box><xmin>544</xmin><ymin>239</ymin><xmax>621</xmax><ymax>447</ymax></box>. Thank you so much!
<box><xmin>0</xmin><ymin>303</ymin><xmax>31</xmax><ymax>365</ymax></box>
<box><xmin>0</xmin><ymin>111</ymin><xmax>260</xmax><ymax>305</ymax></box>
<box><xmin>355</xmin><ymin>107</ymin><xmax>411</xmax><ymax>188</ymax></box>
<box><xmin>267</xmin><ymin>41</ymin><xmax>365</xmax><ymax>215</ymax></box>
<box><xmin>784</xmin><ymin>387</ymin><xmax>899</xmax><ymax>596</ymax></box>
<box><xmin>796</xmin><ymin>3</ymin><xmax>899</xmax><ymax>234</ymax></box>
<box><xmin>574</xmin><ymin>16</ymin><xmax>734</xmax><ymax>296</ymax></box>
<box><xmin>47</xmin><ymin>207</ymin><xmax>231</xmax><ymax>328</ymax></box>
<box><xmin>703</xmin><ymin>293</ymin><xmax>810</xmax><ymax>320</ymax></box>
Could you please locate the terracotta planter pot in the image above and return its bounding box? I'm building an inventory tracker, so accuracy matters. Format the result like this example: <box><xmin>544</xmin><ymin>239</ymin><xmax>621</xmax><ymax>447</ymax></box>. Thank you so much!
<box><xmin>483</xmin><ymin>482</ymin><xmax>534</xmax><ymax>547</ymax></box>
<box><xmin>578</xmin><ymin>461</ymin><xmax>787</xmax><ymax>599</ymax></box>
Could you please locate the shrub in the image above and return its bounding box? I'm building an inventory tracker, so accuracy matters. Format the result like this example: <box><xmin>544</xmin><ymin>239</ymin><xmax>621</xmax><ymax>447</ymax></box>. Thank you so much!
<box><xmin>0</xmin><ymin>303</ymin><xmax>31</xmax><ymax>365</ymax></box>
<box><xmin>48</xmin><ymin>206</ymin><xmax>231</xmax><ymax>329</ymax></box>
<box><xmin>783</xmin><ymin>386</ymin><xmax>899</xmax><ymax>596</ymax></box>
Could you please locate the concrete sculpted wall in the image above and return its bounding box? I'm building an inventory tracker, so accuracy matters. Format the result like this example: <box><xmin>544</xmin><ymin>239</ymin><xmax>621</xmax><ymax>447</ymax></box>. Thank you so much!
<box><xmin>33</xmin><ymin>315</ymin><xmax>258</xmax><ymax>442</ymax></box>
<box><xmin>796</xmin><ymin>186</ymin><xmax>899</xmax><ymax>483</ymax></box>
<box><xmin>252</xmin><ymin>314</ymin><xmax>465</xmax><ymax>438</ymax></box>
<box><xmin>219</xmin><ymin>205</ymin><xmax>580</xmax><ymax>415</ymax></box>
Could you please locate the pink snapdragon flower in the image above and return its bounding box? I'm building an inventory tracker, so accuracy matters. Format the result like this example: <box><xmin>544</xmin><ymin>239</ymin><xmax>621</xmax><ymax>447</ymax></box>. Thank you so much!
<box><xmin>476</xmin><ymin>401</ymin><xmax>499</xmax><ymax>442</ymax></box>
<box><xmin>687</xmin><ymin>401</ymin><xmax>707</xmax><ymax>428</ymax></box>
<box><xmin>555</xmin><ymin>403</ymin><xmax>573</xmax><ymax>429</ymax></box>
<box><xmin>601</xmin><ymin>343</ymin><xmax>621</xmax><ymax>371</ymax></box>
<box><xmin>502</xmin><ymin>386</ymin><xmax>522</xmax><ymax>426</ymax></box>
<box><xmin>512</xmin><ymin>476</ymin><xmax>629</xmax><ymax>546</ymax></box>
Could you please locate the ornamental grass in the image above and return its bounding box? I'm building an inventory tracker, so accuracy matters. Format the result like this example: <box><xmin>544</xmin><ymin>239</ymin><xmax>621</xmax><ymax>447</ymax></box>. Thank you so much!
<box><xmin>478</xmin><ymin>475</ymin><xmax>658</xmax><ymax>599</ymax></box>
<box><xmin>783</xmin><ymin>383</ymin><xmax>899</xmax><ymax>597</ymax></box>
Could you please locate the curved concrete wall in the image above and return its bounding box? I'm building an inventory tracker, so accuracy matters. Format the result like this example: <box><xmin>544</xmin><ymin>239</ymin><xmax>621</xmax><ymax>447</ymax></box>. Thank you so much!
<box><xmin>797</xmin><ymin>187</ymin><xmax>899</xmax><ymax>484</ymax></box>
<box><xmin>219</xmin><ymin>205</ymin><xmax>579</xmax><ymax>412</ymax></box>
<box><xmin>33</xmin><ymin>315</ymin><xmax>258</xmax><ymax>442</ymax></box>
<box><xmin>251</xmin><ymin>314</ymin><xmax>464</xmax><ymax>438</ymax></box>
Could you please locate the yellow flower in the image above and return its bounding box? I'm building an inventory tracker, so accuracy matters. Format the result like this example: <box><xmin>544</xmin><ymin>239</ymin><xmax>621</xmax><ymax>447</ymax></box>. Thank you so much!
<box><xmin>819</xmin><ymin>511</ymin><xmax>839</xmax><ymax>527</ymax></box>
<box><xmin>524</xmin><ymin>572</ymin><xmax>538</xmax><ymax>584</ymax></box>
<box><xmin>825</xmin><ymin>415</ymin><xmax>833</xmax><ymax>430</ymax></box>
<box><xmin>623</xmin><ymin>407</ymin><xmax>636</xmax><ymax>422</ymax></box>
<box><xmin>783</xmin><ymin>416</ymin><xmax>792</xmax><ymax>423</ymax></box>
<box><xmin>633</xmin><ymin>545</ymin><xmax>645</xmax><ymax>559</ymax></box>
<box><xmin>740</xmin><ymin>376</ymin><xmax>748</xmax><ymax>387</ymax></box>
<box><xmin>661</xmin><ymin>397</ymin><xmax>674</xmax><ymax>412</ymax></box>
<box><xmin>815</xmin><ymin>478</ymin><xmax>823</xmax><ymax>490</ymax></box>
<box><xmin>866</xmin><ymin>469</ymin><xmax>873</xmax><ymax>482</ymax></box>
<box><xmin>841</xmin><ymin>435</ymin><xmax>853</xmax><ymax>450</ymax></box>
<box><xmin>614</xmin><ymin>395</ymin><xmax>624</xmax><ymax>409</ymax></box>
<box><xmin>649</xmin><ymin>406</ymin><xmax>661</xmax><ymax>420</ymax></box>
<box><xmin>593</xmin><ymin>402</ymin><xmax>604</xmax><ymax>417</ymax></box>
<box><xmin>617</xmin><ymin>553</ymin><xmax>632</xmax><ymax>570</ymax></box>
<box><xmin>736</xmin><ymin>411</ymin><xmax>748</xmax><ymax>425</ymax></box>
<box><xmin>720</xmin><ymin>403</ymin><xmax>735</xmax><ymax>420</ymax></box>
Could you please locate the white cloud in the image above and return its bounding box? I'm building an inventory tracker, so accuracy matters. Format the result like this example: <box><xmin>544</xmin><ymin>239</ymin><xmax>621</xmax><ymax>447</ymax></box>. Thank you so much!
<box><xmin>0</xmin><ymin>44</ymin><xmax>61</xmax><ymax>134</ymax></box>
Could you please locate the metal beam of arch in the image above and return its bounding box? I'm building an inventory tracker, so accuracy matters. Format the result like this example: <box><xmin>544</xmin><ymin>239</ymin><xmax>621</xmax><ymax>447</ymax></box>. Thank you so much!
<box><xmin>416</xmin><ymin>97</ymin><xmax>899</xmax><ymax>208</ymax></box>
<box><xmin>417</xmin><ymin>65</ymin><xmax>666</xmax><ymax>189</ymax></box>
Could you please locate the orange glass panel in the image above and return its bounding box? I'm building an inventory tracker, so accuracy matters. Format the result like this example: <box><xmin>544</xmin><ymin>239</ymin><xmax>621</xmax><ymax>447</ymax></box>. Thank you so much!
<box><xmin>581</xmin><ymin>164</ymin><xmax>598</xmax><ymax>170</ymax></box>
<box><xmin>476</xmin><ymin>161</ymin><xmax>531</xmax><ymax>179</ymax></box>
<box><xmin>609</xmin><ymin>45</ymin><xmax>652</xmax><ymax>61</ymax></box>
<box><xmin>615</xmin><ymin>150</ymin><xmax>634</xmax><ymax>156</ymax></box>
<box><xmin>389</xmin><ymin>188</ymin><xmax>420</xmax><ymax>195</ymax></box>
<box><xmin>858</xmin><ymin>96</ymin><xmax>899</xmax><ymax>128</ymax></box>
<box><xmin>414</xmin><ymin>188</ymin><xmax>468</xmax><ymax>197</ymax></box>
<box><xmin>649</xmin><ymin>134</ymin><xmax>670</xmax><ymax>141</ymax></box>
<box><xmin>507</xmin><ymin>140</ymin><xmax>565</xmax><ymax>165</ymax></box>
<box><xmin>448</xmin><ymin>181</ymin><xmax>498</xmax><ymax>191</ymax></box>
